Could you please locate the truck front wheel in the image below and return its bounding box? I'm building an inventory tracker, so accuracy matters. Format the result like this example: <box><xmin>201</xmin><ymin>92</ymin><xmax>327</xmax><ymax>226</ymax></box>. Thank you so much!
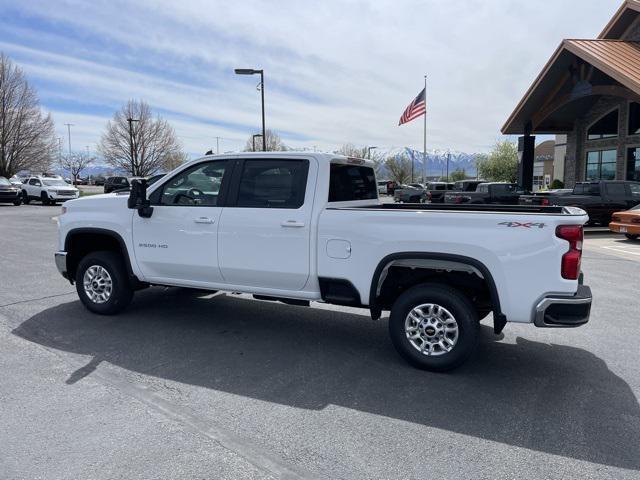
<box><xmin>388</xmin><ymin>284</ymin><xmax>479</xmax><ymax>372</ymax></box>
<box><xmin>75</xmin><ymin>251</ymin><xmax>134</xmax><ymax>315</ymax></box>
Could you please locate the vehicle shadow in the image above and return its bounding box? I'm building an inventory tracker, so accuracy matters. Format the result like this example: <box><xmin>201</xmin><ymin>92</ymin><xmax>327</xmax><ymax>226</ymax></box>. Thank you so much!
<box><xmin>13</xmin><ymin>288</ymin><xmax>640</xmax><ymax>471</ymax></box>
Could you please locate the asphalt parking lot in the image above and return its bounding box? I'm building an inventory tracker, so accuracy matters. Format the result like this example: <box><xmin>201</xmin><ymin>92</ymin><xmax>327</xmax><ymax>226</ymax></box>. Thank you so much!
<box><xmin>1</xmin><ymin>204</ymin><xmax>639</xmax><ymax>480</ymax></box>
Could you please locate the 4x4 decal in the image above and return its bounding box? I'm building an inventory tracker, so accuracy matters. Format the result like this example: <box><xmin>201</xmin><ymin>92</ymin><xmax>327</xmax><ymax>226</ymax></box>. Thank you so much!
<box><xmin>498</xmin><ymin>221</ymin><xmax>546</xmax><ymax>229</ymax></box>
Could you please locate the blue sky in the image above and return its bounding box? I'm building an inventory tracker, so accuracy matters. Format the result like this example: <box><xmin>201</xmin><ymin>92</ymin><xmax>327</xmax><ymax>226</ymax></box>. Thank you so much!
<box><xmin>0</xmin><ymin>0</ymin><xmax>621</xmax><ymax>157</ymax></box>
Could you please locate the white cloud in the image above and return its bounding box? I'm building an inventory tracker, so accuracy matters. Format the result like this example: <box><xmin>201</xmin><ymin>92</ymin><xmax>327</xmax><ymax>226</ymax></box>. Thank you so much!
<box><xmin>1</xmin><ymin>0</ymin><xmax>622</xmax><ymax>155</ymax></box>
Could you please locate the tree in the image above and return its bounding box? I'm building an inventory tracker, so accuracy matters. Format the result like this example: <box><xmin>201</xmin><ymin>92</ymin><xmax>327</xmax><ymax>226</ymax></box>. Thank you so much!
<box><xmin>0</xmin><ymin>53</ymin><xmax>56</xmax><ymax>177</ymax></box>
<box><xmin>477</xmin><ymin>141</ymin><xmax>518</xmax><ymax>182</ymax></box>
<box><xmin>58</xmin><ymin>151</ymin><xmax>94</xmax><ymax>184</ymax></box>
<box><xmin>450</xmin><ymin>169</ymin><xmax>467</xmax><ymax>182</ymax></box>
<box><xmin>98</xmin><ymin>100</ymin><xmax>184</xmax><ymax>177</ymax></box>
<box><xmin>384</xmin><ymin>153</ymin><xmax>412</xmax><ymax>184</ymax></box>
<box><xmin>336</xmin><ymin>143</ymin><xmax>384</xmax><ymax>176</ymax></box>
<box><xmin>244</xmin><ymin>129</ymin><xmax>288</xmax><ymax>152</ymax></box>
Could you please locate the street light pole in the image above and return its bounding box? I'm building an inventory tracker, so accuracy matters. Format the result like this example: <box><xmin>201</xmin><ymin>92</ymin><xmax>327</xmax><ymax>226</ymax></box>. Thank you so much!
<box><xmin>127</xmin><ymin>118</ymin><xmax>139</xmax><ymax>176</ymax></box>
<box><xmin>367</xmin><ymin>146</ymin><xmax>378</xmax><ymax>159</ymax></box>
<box><xmin>259</xmin><ymin>70</ymin><xmax>266</xmax><ymax>152</ymax></box>
<box><xmin>235</xmin><ymin>68</ymin><xmax>266</xmax><ymax>152</ymax></box>
<box><xmin>64</xmin><ymin>123</ymin><xmax>73</xmax><ymax>155</ymax></box>
<box><xmin>252</xmin><ymin>134</ymin><xmax>263</xmax><ymax>152</ymax></box>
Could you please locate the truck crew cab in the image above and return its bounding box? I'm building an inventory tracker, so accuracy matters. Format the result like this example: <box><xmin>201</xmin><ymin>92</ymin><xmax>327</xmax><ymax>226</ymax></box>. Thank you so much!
<box><xmin>55</xmin><ymin>153</ymin><xmax>592</xmax><ymax>371</ymax></box>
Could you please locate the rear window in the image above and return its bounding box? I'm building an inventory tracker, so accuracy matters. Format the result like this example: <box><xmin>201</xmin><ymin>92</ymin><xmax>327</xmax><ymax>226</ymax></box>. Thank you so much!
<box><xmin>329</xmin><ymin>164</ymin><xmax>377</xmax><ymax>202</ymax></box>
<box><xmin>491</xmin><ymin>184</ymin><xmax>517</xmax><ymax>194</ymax></box>
<box><xmin>605</xmin><ymin>183</ymin><xmax>626</xmax><ymax>196</ymax></box>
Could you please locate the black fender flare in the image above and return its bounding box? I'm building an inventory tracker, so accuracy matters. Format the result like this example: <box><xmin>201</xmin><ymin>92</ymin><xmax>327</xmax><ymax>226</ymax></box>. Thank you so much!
<box><xmin>64</xmin><ymin>227</ymin><xmax>137</xmax><ymax>282</ymax></box>
<box><xmin>368</xmin><ymin>252</ymin><xmax>507</xmax><ymax>333</ymax></box>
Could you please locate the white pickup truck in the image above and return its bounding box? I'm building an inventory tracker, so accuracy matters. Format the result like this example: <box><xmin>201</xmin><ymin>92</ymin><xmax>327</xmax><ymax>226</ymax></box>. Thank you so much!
<box><xmin>54</xmin><ymin>152</ymin><xmax>592</xmax><ymax>371</ymax></box>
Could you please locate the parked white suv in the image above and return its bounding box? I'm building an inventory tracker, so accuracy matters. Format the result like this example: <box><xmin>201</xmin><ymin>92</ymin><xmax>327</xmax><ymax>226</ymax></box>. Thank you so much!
<box><xmin>22</xmin><ymin>176</ymin><xmax>79</xmax><ymax>205</ymax></box>
<box><xmin>54</xmin><ymin>152</ymin><xmax>592</xmax><ymax>371</ymax></box>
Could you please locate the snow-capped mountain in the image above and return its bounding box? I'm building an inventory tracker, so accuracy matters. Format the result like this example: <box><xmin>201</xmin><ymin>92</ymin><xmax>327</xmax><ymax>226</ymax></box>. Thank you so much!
<box><xmin>376</xmin><ymin>147</ymin><xmax>480</xmax><ymax>178</ymax></box>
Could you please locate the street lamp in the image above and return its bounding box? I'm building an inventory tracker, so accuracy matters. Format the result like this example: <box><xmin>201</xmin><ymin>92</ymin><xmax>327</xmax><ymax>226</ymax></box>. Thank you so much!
<box><xmin>235</xmin><ymin>68</ymin><xmax>266</xmax><ymax>152</ymax></box>
<box><xmin>252</xmin><ymin>134</ymin><xmax>263</xmax><ymax>152</ymax></box>
<box><xmin>127</xmin><ymin>118</ymin><xmax>139</xmax><ymax>176</ymax></box>
<box><xmin>367</xmin><ymin>146</ymin><xmax>378</xmax><ymax>159</ymax></box>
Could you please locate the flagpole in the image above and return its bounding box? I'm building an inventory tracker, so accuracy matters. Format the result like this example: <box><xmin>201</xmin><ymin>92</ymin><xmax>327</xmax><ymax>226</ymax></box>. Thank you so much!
<box><xmin>423</xmin><ymin>75</ymin><xmax>427</xmax><ymax>183</ymax></box>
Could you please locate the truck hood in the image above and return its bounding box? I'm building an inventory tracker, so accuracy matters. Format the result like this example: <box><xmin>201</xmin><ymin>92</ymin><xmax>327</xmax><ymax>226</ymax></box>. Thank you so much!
<box><xmin>64</xmin><ymin>192</ymin><xmax>129</xmax><ymax>211</ymax></box>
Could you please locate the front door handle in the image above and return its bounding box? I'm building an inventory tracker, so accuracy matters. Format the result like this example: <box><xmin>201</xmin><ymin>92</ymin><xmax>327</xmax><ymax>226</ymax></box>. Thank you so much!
<box><xmin>194</xmin><ymin>217</ymin><xmax>214</xmax><ymax>224</ymax></box>
<box><xmin>281</xmin><ymin>220</ymin><xmax>305</xmax><ymax>228</ymax></box>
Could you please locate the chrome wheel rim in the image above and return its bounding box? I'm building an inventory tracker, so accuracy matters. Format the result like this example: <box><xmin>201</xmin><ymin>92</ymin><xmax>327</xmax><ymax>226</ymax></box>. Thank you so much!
<box><xmin>405</xmin><ymin>303</ymin><xmax>459</xmax><ymax>356</ymax></box>
<box><xmin>83</xmin><ymin>265</ymin><xmax>113</xmax><ymax>304</ymax></box>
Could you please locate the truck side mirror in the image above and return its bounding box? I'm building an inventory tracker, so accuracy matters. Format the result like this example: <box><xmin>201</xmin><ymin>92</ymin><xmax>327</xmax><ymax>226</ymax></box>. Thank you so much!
<box><xmin>128</xmin><ymin>179</ymin><xmax>154</xmax><ymax>218</ymax></box>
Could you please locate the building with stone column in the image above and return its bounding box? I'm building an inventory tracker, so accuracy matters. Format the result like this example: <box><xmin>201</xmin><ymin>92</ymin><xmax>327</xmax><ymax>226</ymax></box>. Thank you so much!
<box><xmin>503</xmin><ymin>0</ymin><xmax>640</xmax><ymax>188</ymax></box>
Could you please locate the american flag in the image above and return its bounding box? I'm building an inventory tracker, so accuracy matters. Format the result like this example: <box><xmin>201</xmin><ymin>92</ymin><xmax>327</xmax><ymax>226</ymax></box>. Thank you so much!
<box><xmin>398</xmin><ymin>88</ymin><xmax>426</xmax><ymax>126</ymax></box>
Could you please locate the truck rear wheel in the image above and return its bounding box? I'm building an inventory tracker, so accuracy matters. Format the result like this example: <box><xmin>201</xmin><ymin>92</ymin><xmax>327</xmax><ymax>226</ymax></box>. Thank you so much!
<box><xmin>75</xmin><ymin>251</ymin><xmax>134</xmax><ymax>315</ymax></box>
<box><xmin>388</xmin><ymin>284</ymin><xmax>479</xmax><ymax>372</ymax></box>
<box><xmin>625</xmin><ymin>234</ymin><xmax>639</xmax><ymax>241</ymax></box>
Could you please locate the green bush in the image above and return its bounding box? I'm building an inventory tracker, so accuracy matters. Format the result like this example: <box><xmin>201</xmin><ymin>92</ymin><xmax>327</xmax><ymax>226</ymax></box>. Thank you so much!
<box><xmin>550</xmin><ymin>179</ymin><xmax>564</xmax><ymax>189</ymax></box>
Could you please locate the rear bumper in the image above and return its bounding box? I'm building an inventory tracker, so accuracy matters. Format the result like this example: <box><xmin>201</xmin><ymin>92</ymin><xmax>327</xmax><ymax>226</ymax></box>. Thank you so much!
<box><xmin>609</xmin><ymin>222</ymin><xmax>640</xmax><ymax>235</ymax></box>
<box><xmin>534</xmin><ymin>285</ymin><xmax>592</xmax><ymax>328</ymax></box>
<box><xmin>54</xmin><ymin>251</ymin><xmax>69</xmax><ymax>280</ymax></box>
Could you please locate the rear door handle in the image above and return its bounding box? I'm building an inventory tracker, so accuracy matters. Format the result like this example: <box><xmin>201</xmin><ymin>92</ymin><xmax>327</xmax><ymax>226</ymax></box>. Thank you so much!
<box><xmin>194</xmin><ymin>217</ymin><xmax>214</xmax><ymax>224</ymax></box>
<box><xmin>281</xmin><ymin>220</ymin><xmax>305</xmax><ymax>228</ymax></box>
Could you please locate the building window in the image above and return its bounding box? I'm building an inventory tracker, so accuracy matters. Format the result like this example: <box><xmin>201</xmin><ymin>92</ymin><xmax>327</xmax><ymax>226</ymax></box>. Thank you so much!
<box><xmin>587</xmin><ymin>109</ymin><xmax>618</xmax><ymax>140</ymax></box>
<box><xmin>586</xmin><ymin>149</ymin><xmax>617</xmax><ymax>180</ymax></box>
<box><xmin>630</xmin><ymin>103</ymin><xmax>640</xmax><ymax>136</ymax></box>
<box><xmin>628</xmin><ymin>147</ymin><xmax>640</xmax><ymax>181</ymax></box>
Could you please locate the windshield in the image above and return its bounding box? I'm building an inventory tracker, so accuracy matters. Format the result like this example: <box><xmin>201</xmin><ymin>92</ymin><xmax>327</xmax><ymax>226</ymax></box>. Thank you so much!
<box><xmin>0</xmin><ymin>177</ymin><xmax>10</xmax><ymax>185</ymax></box>
<box><xmin>43</xmin><ymin>179</ymin><xmax>68</xmax><ymax>186</ymax></box>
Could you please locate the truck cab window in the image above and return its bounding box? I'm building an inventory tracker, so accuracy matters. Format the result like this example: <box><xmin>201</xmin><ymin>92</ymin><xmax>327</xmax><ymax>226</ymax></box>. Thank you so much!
<box><xmin>329</xmin><ymin>164</ymin><xmax>377</xmax><ymax>202</ymax></box>
<box><xmin>159</xmin><ymin>160</ymin><xmax>227</xmax><ymax>206</ymax></box>
<box><xmin>236</xmin><ymin>159</ymin><xmax>309</xmax><ymax>209</ymax></box>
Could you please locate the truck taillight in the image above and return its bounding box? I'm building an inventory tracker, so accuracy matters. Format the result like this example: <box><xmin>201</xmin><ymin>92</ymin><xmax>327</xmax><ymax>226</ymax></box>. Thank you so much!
<box><xmin>427</xmin><ymin>192</ymin><xmax>432</xmax><ymax>200</ymax></box>
<box><xmin>556</xmin><ymin>225</ymin><xmax>583</xmax><ymax>280</ymax></box>
<box><xmin>541</xmin><ymin>198</ymin><xmax>549</xmax><ymax>206</ymax></box>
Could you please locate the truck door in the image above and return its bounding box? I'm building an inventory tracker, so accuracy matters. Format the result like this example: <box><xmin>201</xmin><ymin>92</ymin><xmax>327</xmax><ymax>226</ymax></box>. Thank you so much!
<box><xmin>218</xmin><ymin>157</ymin><xmax>315</xmax><ymax>291</ymax></box>
<box><xmin>132</xmin><ymin>159</ymin><xmax>231</xmax><ymax>284</ymax></box>
<box><xmin>603</xmin><ymin>182</ymin><xmax>627</xmax><ymax>220</ymax></box>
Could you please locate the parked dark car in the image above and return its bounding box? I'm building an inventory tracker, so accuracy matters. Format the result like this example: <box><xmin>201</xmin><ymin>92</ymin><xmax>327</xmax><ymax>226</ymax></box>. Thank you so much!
<box><xmin>519</xmin><ymin>180</ymin><xmax>640</xmax><ymax>225</ymax></box>
<box><xmin>104</xmin><ymin>176</ymin><xmax>130</xmax><ymax>193</ymax></box>
<box><xmin>0</xmin><ymin>176</ymin><xmax>22</xmax><ymax>205</ymax></box>
<box><xmin>444</xmin><ymin>182</ymin><xmax>522</xmax><ymax>204</ymax></box>
<box><xmin>92</xmin><ymin>176</ymin><xmax>106</xmax><ymax>186</ymax></box>
<box><xmin>452</xmin><ymin>180</ymin><xmax>485</xmax><ymax>192</ymax></box>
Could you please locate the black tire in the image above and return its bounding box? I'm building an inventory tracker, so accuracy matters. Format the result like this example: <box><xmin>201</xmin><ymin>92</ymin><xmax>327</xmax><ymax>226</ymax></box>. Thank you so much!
<box><xmin>40</xmin><ymin>191</ymin><xmax>50</xmax><ymax>206</ymax></box>
<box><xmin>75</xmin><ymin>251</ymin><xmax>134</xmax><ymax>315</ymax></box>
<box><xmin>22</xmin><ymin>191</ymin><xmax>30</xmax><ymax>204</ymax></box>
<box><xmin>625</xmin><ymin>234</ymin><xmax>639</xmax><ymax>241</ymax></box>
<box><xmin>388</xmin><ymin>283</ymin><xmax>479</xmax><ymax>372</ymax></box>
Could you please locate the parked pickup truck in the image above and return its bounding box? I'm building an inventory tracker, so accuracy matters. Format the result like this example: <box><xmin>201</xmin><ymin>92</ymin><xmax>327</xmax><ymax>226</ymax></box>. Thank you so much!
<box><xmin>54</xmin><ymin>153</ymin><xmax>592</xmax><ymax>371</ymax></box>
<box><xmin>423</xmin><ymin>182</ymin><xmax>455</xmax><ymax>203</ymax></box>
<box><xmin>444</xmin><ymin>182</ymin><xmax>521</xmax><ymax>205</ymax></box>
<box><xmin>519</xmin><ymin>180</ymin><xmax>640</xmax><ymax>225</ymax></box>
<box><xmin>393</xmin><ymin>183</ymin><xmax>431</xmax><ymax>203</ymax></box>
